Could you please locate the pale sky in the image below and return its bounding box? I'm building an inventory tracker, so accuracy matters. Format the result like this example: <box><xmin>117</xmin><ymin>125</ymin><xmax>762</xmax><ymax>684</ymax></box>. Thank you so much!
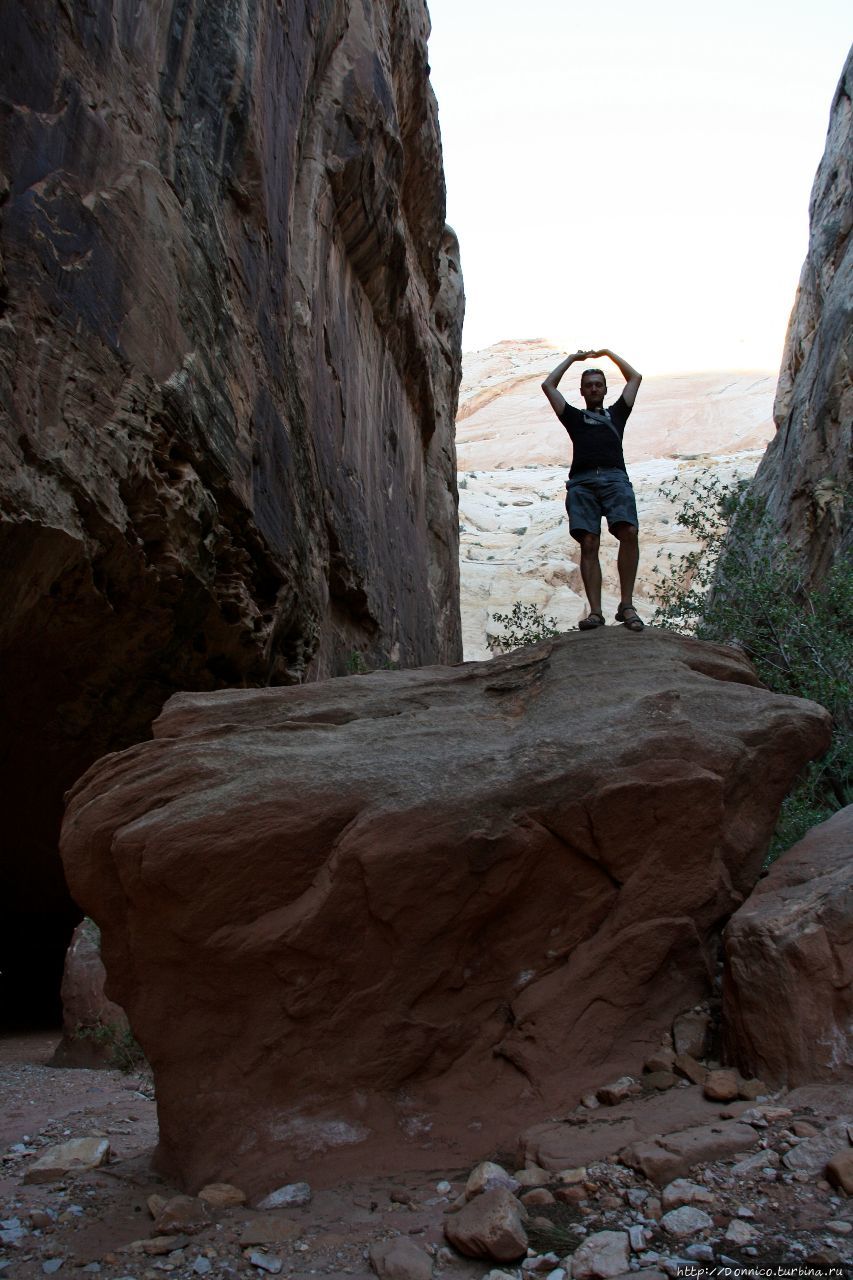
<box><xmin>427</xmin><ymin>1</ymin><xmax>851</xmax><ymax>374</ymax></box>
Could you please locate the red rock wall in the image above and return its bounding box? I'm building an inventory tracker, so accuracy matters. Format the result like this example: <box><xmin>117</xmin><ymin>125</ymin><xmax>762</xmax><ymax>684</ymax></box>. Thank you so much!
<box><xmin>0</xmin><ymin>0</ymin><xmax>463</xmax><ymax>1016</ymax></box>
<box><xmin>752</xmin><ymin>46</ymin><xmax>852</xmax><ymax>583</ymax></box>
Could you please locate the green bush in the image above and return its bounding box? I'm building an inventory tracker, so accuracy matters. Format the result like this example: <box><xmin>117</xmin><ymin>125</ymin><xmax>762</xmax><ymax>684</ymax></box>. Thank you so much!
<box><xmin>486</xmin><ymin>601</ymin><xmax>560</xmax><ymax>654</ymax></box>
<box><xmin>652</xmin><ymin>472</ymin><xmax>851</xmax><ymax>860</ymax></box>
<box><xmin>73</xmin><ymin>1020</ymin><xmax>147</xmax><ymax>1074</ymax></box>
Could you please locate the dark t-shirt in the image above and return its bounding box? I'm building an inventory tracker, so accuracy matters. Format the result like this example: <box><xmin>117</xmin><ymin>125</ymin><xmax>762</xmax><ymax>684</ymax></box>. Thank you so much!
<box><xmin>558</xmin><ymin>394</ymin><xmax>633</xmax><ymax>477</ymax></box>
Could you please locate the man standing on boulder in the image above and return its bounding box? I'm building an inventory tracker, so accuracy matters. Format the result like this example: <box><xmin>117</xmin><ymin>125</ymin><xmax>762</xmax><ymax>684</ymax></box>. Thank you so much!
<box><xmin>541</xmin><ymin>349</ymin><xmax>644</xmax><ymax>631</ymax></box>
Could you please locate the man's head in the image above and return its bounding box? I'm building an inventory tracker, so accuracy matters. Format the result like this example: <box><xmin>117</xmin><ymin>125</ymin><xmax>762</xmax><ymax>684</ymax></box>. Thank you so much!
<box><xmin>580</xmin><ymin>368</ymin><xmax>607</xmax><ymax>409</ymax></box>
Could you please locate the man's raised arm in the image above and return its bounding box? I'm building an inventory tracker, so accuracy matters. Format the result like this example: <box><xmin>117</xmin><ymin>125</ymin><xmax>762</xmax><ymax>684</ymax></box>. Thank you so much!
<box><xmin>541</xmin><ymin>350</ymin><xmax>591</xmax><ymax>416</ymax></box>
<box><xmin>594</xmin><ymin>348</ymin><xmax>642</xmax><ymax>408</ymax></box>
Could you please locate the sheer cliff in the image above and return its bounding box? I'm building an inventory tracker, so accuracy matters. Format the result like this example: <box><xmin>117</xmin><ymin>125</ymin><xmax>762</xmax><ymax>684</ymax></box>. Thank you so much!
<box><xmin>0</xmin><ymin>0</ymin><xmax>463</xmax><ymax>1018</ymax></box>
<box><xmin>751</xmin><ymin>45</ymin><xmax>852</xmax><ymax>582</ymax></box>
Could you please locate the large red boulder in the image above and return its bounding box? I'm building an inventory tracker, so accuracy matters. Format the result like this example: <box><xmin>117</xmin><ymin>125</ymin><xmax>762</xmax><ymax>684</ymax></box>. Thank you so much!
<box><xmin>60</xmin><ymin>629</ymin><xmax>830</xmax><ymax>1192</ymax></box>
<box><xmin>723</xmin><ymin>804</ymin><xmax>853</xmax><ymax>1086</ymax></box>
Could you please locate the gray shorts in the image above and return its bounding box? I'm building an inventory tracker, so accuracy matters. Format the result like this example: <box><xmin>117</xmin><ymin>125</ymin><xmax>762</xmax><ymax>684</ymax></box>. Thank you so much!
<box><xmin>565</xmin><ymin>467</ymin><xmax>639</xmax><ymax>541</ymax></box>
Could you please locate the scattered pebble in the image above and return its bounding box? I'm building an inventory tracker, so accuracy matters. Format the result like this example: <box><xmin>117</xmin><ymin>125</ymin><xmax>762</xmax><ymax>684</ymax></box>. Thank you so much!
<box><xmin>246</xmin><ymin>1249</ymin><xmax>282</xmax><ymax>1274</ymax></box>
<box><xmin>255</xmin><ymin>1183</ymin><xmax>311</xmax><ymax>1210</ymax></box>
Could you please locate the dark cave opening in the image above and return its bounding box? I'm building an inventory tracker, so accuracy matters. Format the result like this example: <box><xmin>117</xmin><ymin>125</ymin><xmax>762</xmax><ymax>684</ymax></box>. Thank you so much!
<box><xmin>1</xmin><ymin>903</ymin><xmax>81</xmax><ymax>1031</ymax></box>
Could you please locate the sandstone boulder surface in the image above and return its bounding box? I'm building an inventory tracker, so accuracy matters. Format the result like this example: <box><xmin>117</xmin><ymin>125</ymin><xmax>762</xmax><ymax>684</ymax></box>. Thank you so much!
<box><xmin>723</xmin><ymin>804</ymin><xmax>853</xmax><ymax>1087</ymax></box>
<box><xmin>750</xmin><ymin>46</ymin><xmax>852</xmax><ymax>584</ymax></box>
<box><xmin>60</xmin><ymin>629</ymin><xmax>829</xmax><ymax>1192</ymax></box>
<box><xmin>0</xmin><ymin>0</ymin><xmax>463</xmax><ymax>1017</ymax></box>
<box><xmin>443</xmin><ymin>1188</ymin><xmax>528</xmax><ymax>1262</ymax></box>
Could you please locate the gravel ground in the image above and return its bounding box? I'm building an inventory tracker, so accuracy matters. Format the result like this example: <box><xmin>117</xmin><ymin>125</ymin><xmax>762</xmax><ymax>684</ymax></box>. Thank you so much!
<box><xmin>1</xmin><ymin>1034</ymin><xmax>851</xmax><ymax>1280</ymax></box>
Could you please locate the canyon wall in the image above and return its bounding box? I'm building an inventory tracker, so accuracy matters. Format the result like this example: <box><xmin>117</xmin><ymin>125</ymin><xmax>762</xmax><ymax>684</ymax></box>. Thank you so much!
<box><xmin>0</xmin><ymin>0</ymin><xmax>463</xmax><ymax>1019</ymax></box>
<box><xmin>751</xmin><ymin>45</ymin><xmax>852</xmax><ymax>583</ymax></box>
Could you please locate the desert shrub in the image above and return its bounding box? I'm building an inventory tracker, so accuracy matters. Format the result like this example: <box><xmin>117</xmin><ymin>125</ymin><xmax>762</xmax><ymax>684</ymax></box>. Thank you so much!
<box><xmin>486</xmin><ymin>601</ymin><xmax>560</xmax><ymax>653</ymax></box>
<box><xmin>74</xmin><ymin>1021</ymin><xmax>147</xmax><ymax>1074</ymax></box>
<box><xmin>652</xmin><ymin>472</ymin><xmax>851</xmax><ymax>860</ymax></box>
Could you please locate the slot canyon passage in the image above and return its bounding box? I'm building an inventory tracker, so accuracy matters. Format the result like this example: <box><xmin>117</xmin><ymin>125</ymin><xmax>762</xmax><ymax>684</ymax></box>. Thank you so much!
<box><xmin>1</xmin><ymin>6</ymin><xmax>852</xmax><ymax>1280</ymax></box>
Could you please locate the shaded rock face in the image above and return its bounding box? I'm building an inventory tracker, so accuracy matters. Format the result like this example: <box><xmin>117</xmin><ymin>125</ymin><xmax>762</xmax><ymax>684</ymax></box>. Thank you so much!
<box><xmin>723</xmin><ymin>805</ymin><xmax>853</xmax><ymax>1087</ymax></box>
<box><xmin>0</xmin><ymin>0</ymin><xmax>463</xmax><ymax>1016</ymax></box>
<box><xmin>60</xmin><ymin>630</ymin><xmax>830</xmax><ymax>1192</ymax></box>
<box><xmin>751</xmin><ymin>47</ymin><xmax>852</xmax><ymax>584</ymax></box>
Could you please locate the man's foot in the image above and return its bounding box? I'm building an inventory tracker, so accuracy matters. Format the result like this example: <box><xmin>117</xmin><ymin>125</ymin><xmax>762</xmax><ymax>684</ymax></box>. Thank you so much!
<box><xmin>615</xmin><ymin>603</ymin><xmax>644</xmax><ymax>632</ymax></box>
<box><xmin>578</xmin><ymin>612</ymin><xmax>605</xmax><ymax>630</ymax></box>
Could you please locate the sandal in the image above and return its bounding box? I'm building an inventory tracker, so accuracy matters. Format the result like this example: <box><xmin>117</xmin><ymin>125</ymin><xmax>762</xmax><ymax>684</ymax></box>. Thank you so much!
<box><xmin>578</xmin><ymin>612</ymin><xmax>606</xmax><ymax>631</ymax></box>
<box><xmin>615</xmin><ymin>603</ymin><xmax>644</xmax><ymax>632</ymax></box>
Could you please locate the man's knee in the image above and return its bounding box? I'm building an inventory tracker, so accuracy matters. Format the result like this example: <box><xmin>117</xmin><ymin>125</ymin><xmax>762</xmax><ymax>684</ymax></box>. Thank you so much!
<box><xmin>578</xmin><ymin>531</ymin><xmax>601</xmax><ymax>556</ymax></box>
<box><xmin>612</xmin><ymin>522</ymin><xmax>638</xmax><ymax>545</ymax></box>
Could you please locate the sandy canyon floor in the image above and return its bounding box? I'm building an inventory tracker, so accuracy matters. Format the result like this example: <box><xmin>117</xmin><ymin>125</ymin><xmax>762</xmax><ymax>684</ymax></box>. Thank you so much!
<box><xmin>2</xmin><ymin>1033</ymin><xmax>851</xmax><ymax>1280</ymax></box>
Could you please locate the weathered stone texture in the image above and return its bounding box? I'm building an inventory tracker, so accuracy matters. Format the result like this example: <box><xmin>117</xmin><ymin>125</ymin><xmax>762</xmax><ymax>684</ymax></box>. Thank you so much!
<box><xmin>60</xmin><ymin>628</ymin><xmax>829</xmax><ymax>1191</ymax></box>
<box><xmin>751</xmin><ymin>46</ymin><xmax>852</xmax><ymax>583</ymax></box>
<box><xmin>723</xmin><ymin>805</ymin><xmax>853</xmax><ymax>1087</ymax></box>
<box><xmin>0</xmin><ymin>1</ymin><xmax>463</xmax><ymax>1007</ymax></box>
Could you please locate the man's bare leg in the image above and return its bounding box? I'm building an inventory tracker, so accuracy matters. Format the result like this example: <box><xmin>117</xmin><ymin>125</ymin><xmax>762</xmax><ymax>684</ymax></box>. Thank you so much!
<box><xmin>577</xmin><ymin>531</ymin><xmax>603</xmax><ymax>622</ymax></box>
<box><xmin>613</xmin><ymin>523</ymin><xmax>643</xmax><ymax>629</ymax></box>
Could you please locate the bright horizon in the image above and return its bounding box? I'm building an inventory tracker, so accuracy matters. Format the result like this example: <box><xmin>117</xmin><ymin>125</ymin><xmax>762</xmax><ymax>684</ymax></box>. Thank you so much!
<box><xmin>427</xmin><ymin>1</ymin><xmax>851</xmax><ymax>376</ymax></box>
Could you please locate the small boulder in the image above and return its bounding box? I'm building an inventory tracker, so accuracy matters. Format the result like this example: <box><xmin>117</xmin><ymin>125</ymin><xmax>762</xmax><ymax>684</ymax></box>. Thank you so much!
<box><xmin>596</xmin><ymin>1077</ymin><xmax>639</xmax><ymax>1106</ymax></box>
<box><xmin>661</xmin><ymin>1179</ymin><xmax>715</xmax><ymax>1211</ymax></box>
<box><xmin>826</xmin><ymin>1149</ymin><xmax>853</xmax><ymax>1195</ymax></box>
<box><xmin>369</xmin><ymin>1236</ymin><xmax>433</xmax><ymax>1280</ymax></box>
<box><xmin>737</xmin><ymin>1078</ymin><xmax>768</xmax><ymax>1101</ymax></box>
<box><xmin>24</xmin><ymin>1138</ymin><xmax>111</xmax><ymax>1184</ymax></box>
<box><xmin>644</xmin><ymin>1047</ymin><xmax>676</xmax><ymax>1074</ymax></box>
<box><xmin>703</xmin><ymin>1070</ymin><xmax>740</xmax><ymax>1102</ymax></box>
<box><xmin>521</xmin><ymin>1189</ymin><xmax>555</xmax><ymax>1207</ymax></box>
<box><xmin>792</xmin><ymin>1121</ymin><xmax>819</xmax><ymax>1138</ymax></box>
<box><xmin>152</xmin><ymin>1196</ymin><xmax>210</xmax><ymax>1235</ymax></box>
<box><xmin>661</xmin><ymin>1206</ymin><xmax>713</xmax><ymax>1238</ymax></box>
<box><xmin>198</xmin><ymin>1183</ymin><xmax>246</xmax><ymax>1209</ymax></box>
<box><xmin>444</xmin><ymin>1187</ymin><xmax>528</xmax><ymax>1262</ymax></box>
<box><xmin>725</xmin><ymin>1219</ymin><xmax>760</xmax><ymax>1245</ymax></box>
<box><xmin>255</xmin><ymin>1182</ymin><xmax>312</xmax><ymax>1210</ymax></box>
<box><xmin>514</xmin><ymin>1165</ymin><xmax>550</xmax><ymax>1188</ymax></box>
<box><xmin>554</xmin><ymin>1186</ymin><xmax>586</xmax><ymax>1205</ymax></box>
<box><xmin>465</xmin><ymin>1161</ymin><xmax>520</xmax><ymax>1201</ymax></box>
<box><xmin>642</xmin><ymin>1071</ymin><xmax>677</xmax><ymax>1092</ymax></box>
<box><xmin>673</xmin><ymin>1009</ymin><xmax>710</xmax><ymax>1059</ymax></box>
<box><xmin>783</xmin><ymin>1120</ymin><xmax>853</xmax><ymax>1176</ymax></box>
<box><xmin>570</xmin><ymin>1229</ymin><xmax>630</xmax><ymax>1279</ymax></box>
<box><xmin>246</xmin><ymin>1250</ymin><xmax>282</xmax><ymax>1274</ymax></box>
<box><xmin>673</xmin><ymin>1053</ymin><xmax>707</xmax><ymax>1085</ymax></box>
<box><xmin>731</xmin><ymin>1149</ymin><xmax>780</xmax><ymax>1176</ymax></box>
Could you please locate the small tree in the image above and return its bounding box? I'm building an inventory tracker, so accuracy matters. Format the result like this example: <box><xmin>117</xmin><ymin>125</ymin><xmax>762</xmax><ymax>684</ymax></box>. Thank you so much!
<box><xmin>486</xmin><ymin>602</ymin><xmax>560</xmax><ymax>654</ymax></box>
<box><xmin>652</xmin><ymin>472</ymin><xmax>851</xmax><ymax>860</ymax></box>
